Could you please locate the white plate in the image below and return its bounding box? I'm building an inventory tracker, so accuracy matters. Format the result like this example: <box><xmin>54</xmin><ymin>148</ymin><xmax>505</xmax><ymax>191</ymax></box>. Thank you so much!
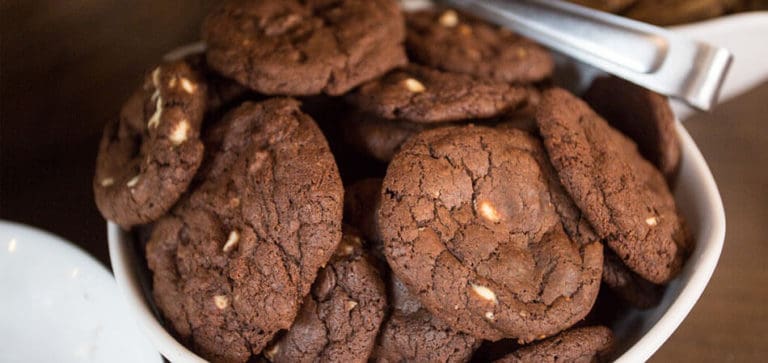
<box><xmin>0</xmin><ymin>221</ymin><xmax>162</xmax><ymax>363</ymax></box>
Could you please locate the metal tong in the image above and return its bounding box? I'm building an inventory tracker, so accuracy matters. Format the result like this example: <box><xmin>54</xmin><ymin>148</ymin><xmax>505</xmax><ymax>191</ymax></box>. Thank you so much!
<box><xmin>438</xmin><ymin>0</ymin><xmax>733</xmax><ymax>111</ymax></box>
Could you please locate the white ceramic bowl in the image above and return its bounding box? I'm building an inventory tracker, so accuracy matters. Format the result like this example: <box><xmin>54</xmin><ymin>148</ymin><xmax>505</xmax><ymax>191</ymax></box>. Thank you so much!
<box><xmin>107</xmin><ymin>4</ymin><xmax>746</xmax><ymax>362</ymax></box>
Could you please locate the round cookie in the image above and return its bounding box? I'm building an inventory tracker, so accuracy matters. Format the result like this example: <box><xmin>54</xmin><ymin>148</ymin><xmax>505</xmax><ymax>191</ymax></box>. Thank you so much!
<box><xmin>494</xmin><ymin>326</ymin><xmax>613</xmax><ymax>363</ymax></box>
<box><xmin>146</xmin><ymin>98</ymin><xmax>343</xmax><ymax>362</ymax></box>
<box><xmin>602</xmin><ymin>249</ymin><xmax>663</xmax><ymax>309</ymax></box>
<box><xmin>584</xmin><ymin>76</ymin><xmax>681</xmax><ymax>184</ymax></box>
<box><xmin>347</xmin><ymin>65</ymin><xmax>535</xmax><ymax>123</ymax></box>
<box><xmin>378</xmin><ymin>125</ymin><xmax>603</xmax><ymax>342</ymax></box>
<box><xmin>406</xmin><ymin>9</ymin><xmax>554</xmax><ymax>84</ymax></box>
<box><xmin>372</xmin><ymin>275</ymin><xmax>480</xmax><ymax>363</ymax></box>
<box><xmin>344</xmin><ymin>178</ymin><xmax>385</xmax><ymax>244</ymax></box>
<box><xmin>94</xmin><ymin>60</ymin><xmax>207</xmax><ymax>229</ymax></box>
<box><xmin>622</xmin><ymin>0</ymin><xmax>725</xmax><ymax>26</ymax></box>
<box><xmin>203</xmin><ymin>0</ymin><xmax>407</xmax><ymax>96</ymax></box>
<box><xmin>268</xmin><ymin>228</ymin><xmax>387</xmax><ymax>363</ymax></box>
<box><xmin>535</xmin><ymin>88</ymin><xmax>689</xmax><ymax>284</ymax></box>
<box><xmin>341</xmin><ymin>112</ymin><xmax>427</xmax><ymax>162</ymax></box>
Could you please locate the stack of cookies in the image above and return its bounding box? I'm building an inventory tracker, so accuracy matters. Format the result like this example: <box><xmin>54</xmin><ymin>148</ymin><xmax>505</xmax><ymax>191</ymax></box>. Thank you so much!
<box><xmin>93</xmin><ymin>1</ymin><xmax>692</xmax><ymax>362</ymax></box>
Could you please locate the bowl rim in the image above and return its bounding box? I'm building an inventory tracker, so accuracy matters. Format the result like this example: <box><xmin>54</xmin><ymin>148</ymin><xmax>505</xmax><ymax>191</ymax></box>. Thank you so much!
<box><xmin>107</xmin><ymin>120</ymin><xmax>725</xmax><ymax>363</ymax></box>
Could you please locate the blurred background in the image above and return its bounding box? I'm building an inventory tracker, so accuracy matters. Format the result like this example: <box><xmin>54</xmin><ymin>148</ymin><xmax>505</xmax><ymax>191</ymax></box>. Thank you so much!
<box><xmin>0</xmin><ymin>1</ymin><xmax>765</xmax><ymax>361</ymax></box>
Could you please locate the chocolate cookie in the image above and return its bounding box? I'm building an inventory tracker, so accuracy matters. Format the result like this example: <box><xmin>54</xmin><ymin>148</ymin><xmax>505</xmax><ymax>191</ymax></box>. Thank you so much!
<box><xmin>94</xmin><ymin>60</ymin><xmax>207</xmax><ymax>228</ymax></box>
<box><xmin>406</xmin><ymin>9</ymin><xmax>554</xmax><ymax>84</ymax></box>
<box><xmin>268</xmin><ymin>228</ymin><xmax>387</xmax><ymax>363</ymax></box>
<box><xmin>341</xmin><ymin>112</ymin><xmax>426</xmax><ymax>162</ymax></box>
<box><xmin>584</xmin><ymin>76</ymin><xmax>681</xmax><ymax>184</ymax></box>
<box><xmin>203</xmin><ymin>0</ymin><xmax>407</xmax><ymax>96</ymax></box>
<box><xmin>622</xmin><ymin>0</ymin><xmax>725</xmax><ymax>26</ymax></box>
<box><xmin>536</xmin><ymin>88</ymin><xmax>689</xmax><ymax>284</ymax></box>
<box><xmin>602</xmin><ymin>249</ymin><xmax>663</xmax><ymax>309</ymax></box>
<box><xmin>378</xmin><ymin>125</ymin><xmax>603</xmax><ymax>342</ymax></box>
<box><xmin>373</xmin><ymin>275</ymin><xmax>480</xmax><ymax>363</ymax></box>
<box><xmin>146</xmin><ymin>98</ymin><xmax>343</xmax><ymax>362</ymax></box>
<box><xmin>347</xmin><ymin>65</ymin><xmax>535</xmax><ymax>123</ymax></box>
<box><xmin>494</xmin><ymin>326</ymin><xmax>613</xmax><ymax>363</ymax></box>
<box><xmin>344</xmin><ymin>178</ymin><xmax>384</xmax><ymax>244</ymax></box>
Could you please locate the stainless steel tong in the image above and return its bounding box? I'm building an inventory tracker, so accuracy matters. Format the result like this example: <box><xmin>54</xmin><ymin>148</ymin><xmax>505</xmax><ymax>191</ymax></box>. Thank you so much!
<box><xmin>438</xmin><ymin>0</ymin><xmax>733</xmax><ymax>111</ymax></box>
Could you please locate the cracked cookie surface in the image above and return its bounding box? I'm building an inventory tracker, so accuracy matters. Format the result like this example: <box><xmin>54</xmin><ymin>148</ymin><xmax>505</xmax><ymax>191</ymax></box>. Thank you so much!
<box><xmin>378</xmin><ymin>125</ymin><xmax>603</xmax><ymax>342</ymax></box>
<box><xmin>94</xmin><ymin>60</ymin><xmax>207</xmax><ymax>228</ymax></box>
<box><xmin>536</xmin><ymin>88</ymin><xmax>689</xmax><ymax>284</ymax></box>
<box><xmin>146</xmin><ymin>98</ymin><xmax>343</xmax><ymax>362</ymax></box>
<box><xmin>203</xmin><ymin>0</ymin><xmax>407</xmax><ymax>96</ymax></box>
<box><xmin>347</xmin><ymin>65</ymin><xmax>535</xmax><ymax>123</ymax></box>
<box><xmin>269</xmin><ymin>228</ymin><xmax>386</xmax><ymax>363</ymax></box>
<box><xmin>406</xmin><ymin>9</ymin><xmax>553</xmax><ymax>84</ymax></box>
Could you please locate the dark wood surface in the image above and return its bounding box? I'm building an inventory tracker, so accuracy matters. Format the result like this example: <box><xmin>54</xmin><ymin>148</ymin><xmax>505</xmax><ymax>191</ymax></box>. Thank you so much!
<box><xmin>1</xmin><ymin>2</ymin><xmax>765</xmax><ymax>361</ymax></box>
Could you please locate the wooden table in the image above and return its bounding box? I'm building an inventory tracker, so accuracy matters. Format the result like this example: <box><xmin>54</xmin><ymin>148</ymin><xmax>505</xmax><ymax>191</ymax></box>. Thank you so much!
<box><xmin>1</xmin><ymin>2</ymin><xmax>765</xmax><ymax>361</ymax></box>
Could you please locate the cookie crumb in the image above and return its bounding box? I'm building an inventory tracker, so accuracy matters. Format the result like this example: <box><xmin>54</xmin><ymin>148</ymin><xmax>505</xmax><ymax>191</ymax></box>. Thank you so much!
<box><xmin>213</xmin><ymin>295</ymin><xmax>229</xmax><ymax>310</ymax></box>
<box><xmin>470</xmin><ymin>283</ymin><xmax>498</xmax><ymax>304</ymax></box>
<box><xmin>222</xmin><ymin>230</ymin><xmax>240</xmax><ymax>252</ymax></box>
<box><xmin>100</xmin><ymin>177</ymin><xmax>114</xmax><ymax>187</ymax></box>
<box><xmin>477</xmin><ymin>201</ymin><xmax>501</xmax><ymax>223</ymax></box>
<box><xmin>169</xmin><ymin>120</ymin><xmax>190</xmax><ymax>145</ymax></box>
<box><xmin>180</xmin><ymin>77</ymin><xmax>197</xmax><ymax>94</ymax></box>
<box><xmin>645</xmin><ymin>216</ymin><xmax>659</xmax><ymax>226</ymax></box>
<box><xmin>403</xmin><ymin>78</ymin><xmax>426</xmax><ymax>93</ymax></box>
<box><xmin>439</xmin><ymin>9</ymin><xmax>459</xmax><ymax>27</ymax></box>
<box><xmin>126</xmin><ymin>175</ymin><xmax>140</xmax><ymax>188</ymax></box>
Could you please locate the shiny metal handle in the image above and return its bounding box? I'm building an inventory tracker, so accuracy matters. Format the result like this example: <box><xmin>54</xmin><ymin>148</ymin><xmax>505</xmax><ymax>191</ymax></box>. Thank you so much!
<box><xmin>438</xmin><ymin>0</ymin><xmax>732</xmax><ymax>111</ymax></box>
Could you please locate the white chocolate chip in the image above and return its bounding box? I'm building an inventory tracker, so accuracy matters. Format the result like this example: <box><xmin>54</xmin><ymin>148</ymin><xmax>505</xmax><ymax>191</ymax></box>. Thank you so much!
<box><xmin>263</xmin><ymin>344</ymin><xmax>280</xmax><ymax>361</ymax></box>
<box><xmin>126</xmin><ymin>175</ymin><xmax>140</xmax><ymax>188</ymax></box>
<box><xmin>169</xmin><ymin>120</ymin><xmax>189</xmax><ymax>145</ymax></box>
<box><xmin>439</xmin><ymin>9</ymin><xmax>459</xmax><ymax>27</ymax></box>
<box><xmin>459</xmin><ymin>24</ymin><xmax>473</xmax><ymax>36</ymax></box>
<box><xmin>168</xmin><ymin>77</ymin><xmax>177</xmax><ymax>88</ymax></box>
<box><xmin>470</xmin><ymin>283</ymin><xmax>498</xmax><ymax>304</ymax></box>
<box><xmin>477</xmin><ymin>201</ymin><xmax>501</xmax><ymax>223</ymax></box>
<box><xmin>345</xmin><ymin>300</ymin><xmax>358</xmax><ymax>311</ymax></box>
<box><xmin>147</xmin><ymin>95</ymin><xmax>163</xmax><ymax>129</ymax></box>
<box><xmin>484</xmin><ymin>311</ymin><xmax>495</xmax><ymax>320</ymax></box>
<box><xmin>645</xmin><ymin>216</ymin><xmax>659</xmax><ymax>226</ymax></box>
<box><xmin>180</xmin><ymin>77</ymin><xmax>197</xmax><ymax>94</ymax></box>
<box><xmin>222</xmin><ymin>230</ymin><xmax>240</xmax><ymax>252</ymax></box>
<box><xmin>151</xmin><ymin>67</ymin><xmax>162</xmax><ymax>88</ymax></box>
<box><xmin>229</xmin><ymin>197</ymin><xmax>241</xmax><ymax>208</ymax></box>
<box><xmin>519</xmin><ymin>310</ymin><xmax>528</xmax><ymax>318</ymax></box>
<box><xmin>340</xmin><ymin>242</ymin><xmax>355</xmax><ymax>256</ymax></box>
<box><xmin>100</xmin><ymin>177</ymin><xmax>114</xmax><ymax>187</ymax></box>
<box><xmin>403</xmin><ymin>78</ymin><xmax>426</xmax><ymax>93</ymax></box>
<box><xmin>213</xmin><ymin>295</ymin><xmax>229</xmax><ymax>310</ymax></box>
